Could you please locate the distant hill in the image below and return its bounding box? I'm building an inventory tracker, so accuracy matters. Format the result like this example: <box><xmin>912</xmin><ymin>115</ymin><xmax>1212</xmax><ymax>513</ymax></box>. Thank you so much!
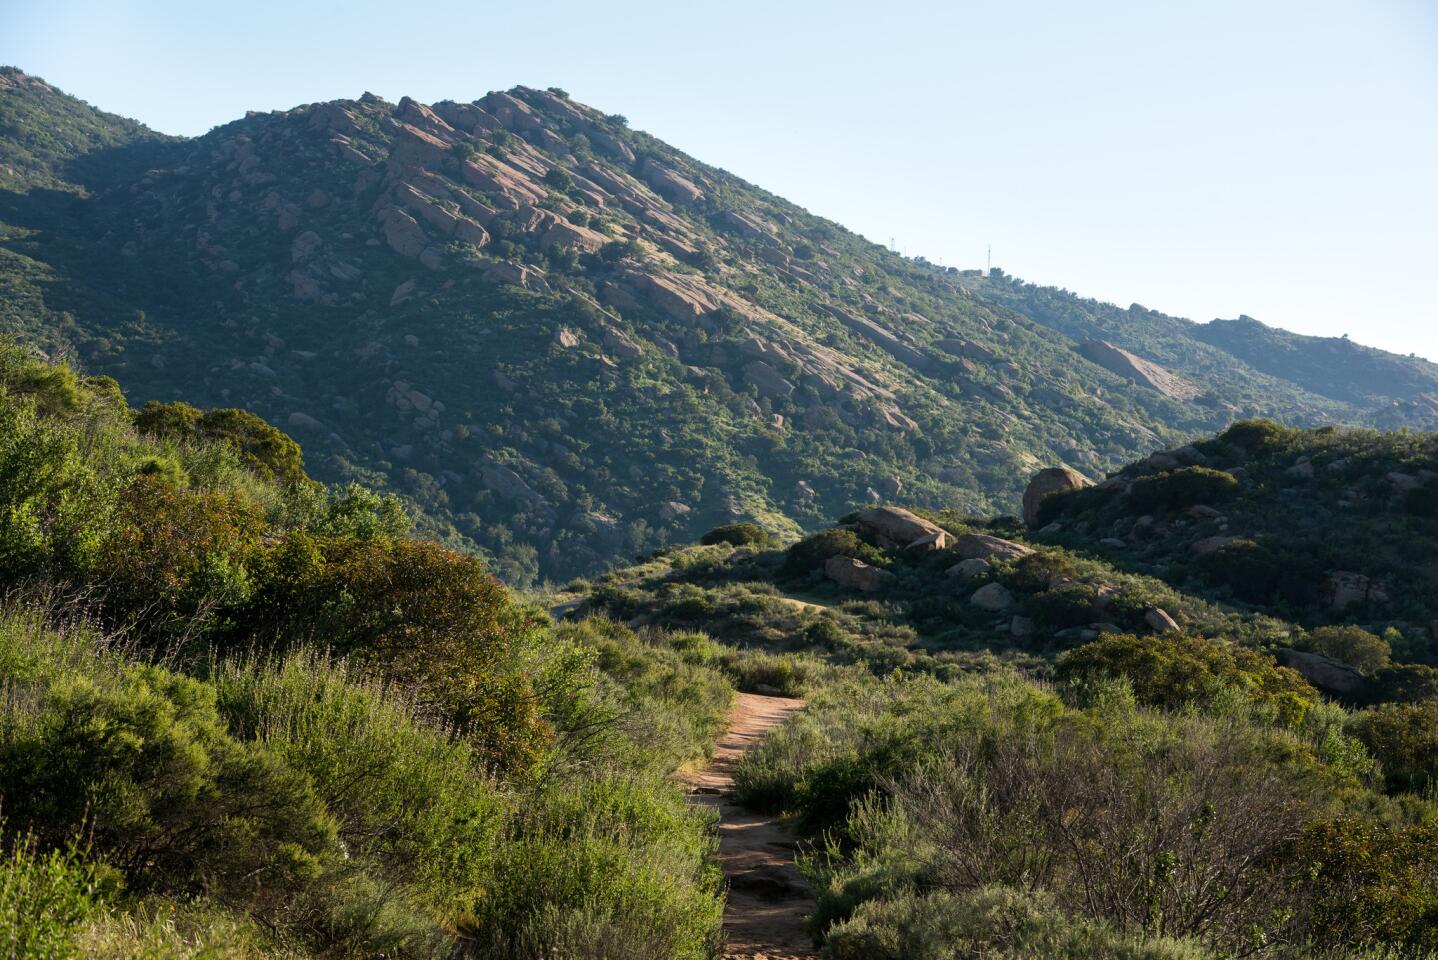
<box><xmin>4</xmin><ymin>66</ymin><xmax>1437</xmax><ymax>584</ymax></box>
<box><xmin>557</xmin><ymin>420</ymin><xmax>1438</xmax><ymax>702</ymax></box>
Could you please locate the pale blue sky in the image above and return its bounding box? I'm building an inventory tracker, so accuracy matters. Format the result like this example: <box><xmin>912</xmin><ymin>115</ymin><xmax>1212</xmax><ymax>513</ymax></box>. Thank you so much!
<box><xmin>5</xmin><ymin>0</ymin><xmax>1437</xmax><ymax>360</ymax></box>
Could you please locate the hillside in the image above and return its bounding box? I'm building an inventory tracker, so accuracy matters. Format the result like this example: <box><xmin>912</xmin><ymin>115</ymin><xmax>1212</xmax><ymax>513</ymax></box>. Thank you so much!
<box><xmin>6</xmin><ymin>346</ymin><xmax>1438</xmax><ymax>957</ymax></box>
<box><xmin>561</xmin><ymin>420</ymin><xmax>1438</xmax><ymax>685</ymax></box>
<box><xmin>4</xmin><ymin>67</ymin><xmax>1438</xmax><ymax>585</ymax></box>
<box><xmin>546</xmin><ymin>426</ymin><xmax>1438</xmax><ymax>955</ymax></box>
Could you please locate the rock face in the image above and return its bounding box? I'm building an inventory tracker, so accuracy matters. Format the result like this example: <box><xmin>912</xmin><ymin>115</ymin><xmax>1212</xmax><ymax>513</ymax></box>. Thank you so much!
<box><xmin>1323</xmin><ymin>571</ymin><xmax>1389</xmax><ymax>610</ymax></box>
<box><xmin>947</xmin><ymin>558</ymin><xmax>991</xmax><ymax>579</ymax></box>
<box><xmin>1022</xmin><ymin>467</ymin><xmax>1093</xmax><ymax>527</ymax></box>
<box><xmin>825</xmin><ymin>556</ymin><xmax>894</xmax><ymax>593</ymax></box>
<box><xmin>970</xmin><ymin>582</ymin><xmax>1015</xmax><ymax>612</ymax></box>
<box><xmin>854</xmin><ymin>506</ymin><xmax>947</xmax><ymax>550</ymax></box>
<box><xmin>905</xmin><ymin>530</ymin><xmax>949</xmax><ymax>554</ymax></box>
<box><xmin>1192</xmin><ymin>535</ymin><xmax>1242</xmax><ymax>555</ymax></box>
<box><xmin>1077</xmin><ymin>340</ymin><xmax>1200</xmax><ymax>400</ymax></box>
<box><xmin>1274</xmin><ymin>648</ymin><xmax>1368</xmax><ymax>696</ymax></box>
<box><xmin>1144</xmin><ymin>607</ymin><xmax>1180</xmax><ymax>633</ymax></box>
<box><xmin>952</xmin><ymin>533</ymin><xmax>1033</xmax><ymax>561</ymax></box>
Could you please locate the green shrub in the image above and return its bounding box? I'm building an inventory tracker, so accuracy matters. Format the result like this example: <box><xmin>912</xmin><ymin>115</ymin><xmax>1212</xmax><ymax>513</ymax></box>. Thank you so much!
<box><xmin>786</xmin><ymin>528</ymin><xmax>883</xmax><ymax>574</ymax></box>
<box><xmin>1127</xmin><ymin>467</ymin><xmax>1239</xmax><ymax>513</ymax></box>
<box><xmin>1299</xmin><ymin>625</ymin><xmax>1392</xmax><ymax>675</ymax></box>
<box><xmin>0</xmin><ymin>663</ymin><xmax>338</xmax><ymax>908</ymax></box>
<box><xmin>213</xmin><ymin>650</ymin><xmax>509</xmax><ymax>911</ymax></box>
<box><xmin>100</xmin><ymin>475</ymin><xmax>263</xmax><ymax>630</ymax></box>
<box><xmin>1218</xmin><ymin>419</ymin><xmax>1294</xmax><ymax>455</ymax></box>
<box><xmin>0</xmin><ymin>392</ymin><xmax>114</xmax><ymax>582</ymax></box>
<box><xmin>699</xmin><ymin>522</ymin><xmax>769</xmax><ymax>547</ymax></box>
<box><xmin>1293</xmin><ymin>818</ymin><xmax>1438</xmax><ymax>950</ymax></box>
<box><xmin>1348</xmin><ymin>701</ymin><xmax>1438</xmax><ymax>793</ymax></box>
<box><xmin>1026</xmin><ymin>582</ymin><xmax>1100</xmax><ymax>630</ymax></box>
<box><xmin>1056</xmin><ymin>633</ymin><xmax>1316</xmax><ymax>721</ymax></box>
<box><xmin>135</xmin><ymin>402</ymin><xmax>309</xmax><ymax>487</ymax></box>
<box><xmin>239</xmin><ymin>534</ymin><xmax>549</xmax><ymax>773</ymax></box>
<box><xmin>460</xmin><ymin>775</ymin><xmax>722</xmax><ymax>960</ymax></box>
<box><xmin>1008</xmin><ymin>551</ymin><xmax>1080</xmax><ymax>592</ymax></box>
<box><xmin>1368</xmin><ymin>663</ymin><xmax>1438</xmax><ymax>704</ymax></box>
<box><xmin>1191</xmin><ymin>539</ymin><xmax>1317</xmax><ymax>606</ymax></box>
<box><xmin>0</xmin><ymin>839</ymin><xmax>102</xmax><ymax>960</ymax></box>
<box><xmin>822</xmin><ymin>886</ymin><xmax>1210</xmax><ymax>960</ymax></box>
<box><xmin>558</xmin><ymin>618</ymin><xmax>732</xmax><ymax>772</ymax></box>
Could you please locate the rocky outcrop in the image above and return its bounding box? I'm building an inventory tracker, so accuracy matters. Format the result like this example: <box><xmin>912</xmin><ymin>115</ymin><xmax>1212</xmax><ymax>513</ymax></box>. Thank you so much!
<box><xmin>825</xmin><ymin>556</ymin><xmax>894</xmax><ymax>592</ymax></box>
<box><xmin>378</xmin><ymin>206</ymin><xmax>429</xmax><ymax>259</ymax></box>
<box><xmin>970</xmin><ymin>582</ymin><xmax>1015</xmax><ymax>611</ymax></box>
<box><xmin>947</xmin><ymin>558</ymin><xmax>991</xmax><ymax>579</ymax></box>
<box><xmin>1144</xmin><ymin>607</ymin><xmax>1180</xmax><ymax>633</ymax></box>
<box><xmin>479</xmin><ymin>459</ymin><xmax>548</xmax><ymax>508</ymax></box>
<box><xmin>825</xmin><ymin>307</ymin><xmax>934</xmax><ymax>372</ymax></box>
<box><xmin>482</xmin><ymin>259</ymin><xmax>549</xmax><ymax>291</ymax></box>
<box><xmin>1076</xmin><ymin>340</ymin><xmax>1200</xmax><ymax>401</ymax></box>
<box><xmin>935</xmin><ymin>338</ymin><xmax>996</xmax><ymax>363</ymax></box>
<box><xmin>640</xmin><ymin>162</ymin><xmax>703</xmax><ymax>204</ymax></box>
<box><xmin>1022</xmin><ymin>467</ymin><xmax>1093</xmax><ymax>526</ymax></box>
<box><xmin>1274</xmin><ymin>648</ymin><xmax>1367</xmax><ymax>696</ymax></box>
<box><xmin>742</xmin><ymin>360</ymin><xmax>794</xmax><ymax>400</ymax></box>
<box><xmin>1191</xmin><ymin>535</ymin><xmax>1242</xmax><ymax>555</ymax></box>
<box><xmin>854</xmin><ymin>506</ymin><xmax>947</xmax><ymax>550</ymax></box>
<box><xmin>1323</xmin><ymin>571</ymin><xmax>1389</xmax><ymax>611</ymax></box>
<box><xmin>952</xmin><ymin>533</ymin><xmax>1033</xmax><ymax>561</ymax></box>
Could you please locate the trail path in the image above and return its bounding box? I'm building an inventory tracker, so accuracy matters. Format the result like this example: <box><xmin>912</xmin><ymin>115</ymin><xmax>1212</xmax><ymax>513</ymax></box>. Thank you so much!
<box><xmin>683</xmin><ymin>692</ymin><xmax>816</xmax><ymax>960</ymax></box>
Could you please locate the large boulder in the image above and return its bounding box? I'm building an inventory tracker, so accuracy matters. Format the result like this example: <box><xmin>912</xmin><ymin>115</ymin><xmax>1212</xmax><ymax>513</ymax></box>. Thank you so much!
<box><xmin>1274</xmin><ymin>648</ymin><xmax>1367</xmax><ymax>696</ymax></box>
<box><xmin>1144</xmin><ymin>607</ymin><xmax>1180</xmax><ymax>633</ymax></box>
<box><xmin>825</xmin><ymin>556</ymin><xmax>894</xmax><ymax>593</ymax></box>
<box><xmin>1076</xmin><ymin>340</ymin><xmax>1200</xmax><ymax>400</ymax></box>
<box><xmin>855</xmin><ymin>506</ymin><xmax>946</xmax><ymax>550</ymax></box>
<box><xmin>970</xmin><ymin>582</ymin><xmax>1015</xmax><ymax>612</ymax></box>
<box><xmin>1022</xmin><ymin>467</ymin><xmax>1092</xmax><ymax>527</ymax></box>
<box><xmin>1323</xmin><ymin>571</ymin><xmax>1389</xmax><ymax>611</ymax></box>
<box><xmin>946</xmin><ymin>558</ymin><xmax>991</xmax><ymax>579</ymax></box>
<box><xmin>952</xmin><ymin>533</ymin><xmax>1033</xmax><ymax>562</ymax></box>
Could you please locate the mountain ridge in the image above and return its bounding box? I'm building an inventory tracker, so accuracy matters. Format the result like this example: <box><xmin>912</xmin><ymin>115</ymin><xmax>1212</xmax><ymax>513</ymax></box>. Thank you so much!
<box><xmin>3</xmin><ymin>67</ymin><xmax>1436</xmax><ymax>584</ymax></box>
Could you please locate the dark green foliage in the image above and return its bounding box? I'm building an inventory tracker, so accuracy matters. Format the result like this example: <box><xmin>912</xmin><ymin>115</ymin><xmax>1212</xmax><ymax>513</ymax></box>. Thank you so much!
<box><xmin>822</xmin><ymin>886</ymin><xmax>1207</xmax><ymax>960</ymax></box>
<box><xmin>0</xmin><ymin>840</ymin><xmax>102</xmax><ymax>960</ymax></box>
<box><xmin>1298</xmin><ymin>625</ymin><xmax>1391</xmax><ymax>674</ymax></box>
<box><xmin>0</xmin><ymin>662</ymin><xmax>338</xmax><ymax>906</ymax></box>
<box><xmin>1293</xmin><ymin>818</ymin><xmax>1438</xmax><ymax>950</ymax></box>
<box><xmin>1368</xmin><ymin>663</ymin><xmax>1438</xmax><ymax>704</ymax></box>
<box><xmin>785</xmin><ymin>528</ymin><xmax>883</xmax><ymax>574</ymax></box>
<box><xmin>1055</xmin><ymin>633</ymin><xmax>1316</xmax><ymax>721</ymax></box>
<box><xmin>1126</xmin><ymin>466</ymin><xmax>1238</xmax><ymax>513</ymax></box>
<box><xmin>136</xmin><ymin>401</ymin><xmax>309</xmax><ymax>486</ymax></box>
<box><xmin>1219</xmin><ymin>418</ymin><xmax>1297</xmax><ymax>455</ymax></box>
<box><xmin>699</xmin><ymin>522</ymin><xmax>769</xmax><ymax>547</ymax></box>
<box><xmin>1347</xmin><ymin>702</ymin><xmax>1438</xmax><ymax>793</ymax></box>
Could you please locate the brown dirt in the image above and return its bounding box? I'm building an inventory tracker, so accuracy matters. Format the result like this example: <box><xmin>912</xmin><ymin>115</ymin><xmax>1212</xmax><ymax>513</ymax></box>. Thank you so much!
<box><xmin>682</xmin><ymin>692</ymin><xmax>817</xmax><ymax>960</ymax></box>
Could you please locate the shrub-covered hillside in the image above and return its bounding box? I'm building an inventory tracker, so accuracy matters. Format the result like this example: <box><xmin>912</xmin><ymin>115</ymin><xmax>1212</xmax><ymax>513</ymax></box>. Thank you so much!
<box><xmin>1032</xmin><ymin>420</ymin><xmax>1438</xmax><ymax>633</ymax></box>
<box><xmin>0</xmin><ymin>343</ymin><xmax>825</xmax><ymax>958</ymax></box>
<box><xmin>5</xmin><ymin>66</ymin><xmax>1438</xmax><ymax>584</ymax></box>
<box><xmin>555</xmin><ymin>432</ymin><xmax>1438</xmax><ymax>956</ymax></box>
<box><xmin>9</xmin><ymin>341</ymin><xmax>1438</xmax><ymax>958</ymax></box>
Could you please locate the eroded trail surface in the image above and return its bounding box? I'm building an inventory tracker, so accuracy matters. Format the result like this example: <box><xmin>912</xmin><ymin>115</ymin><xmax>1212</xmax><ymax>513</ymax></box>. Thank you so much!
<box><xmin>683</xmin><ymin>692</ymin><xmax>816</xmax><ymax>960</ymax></box>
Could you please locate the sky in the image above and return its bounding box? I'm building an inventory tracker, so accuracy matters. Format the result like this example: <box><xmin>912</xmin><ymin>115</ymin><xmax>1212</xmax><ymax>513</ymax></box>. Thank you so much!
<box><xmin>5</xmin><ymin>0</ymin><xmax>1437</xmax><ymax>360</ymax></box>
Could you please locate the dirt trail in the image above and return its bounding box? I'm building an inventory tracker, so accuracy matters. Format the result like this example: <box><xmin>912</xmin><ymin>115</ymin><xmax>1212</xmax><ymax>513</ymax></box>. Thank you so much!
<box><xmin>683</xmin><ymin>692</ymin><xmax>816</xmax><ymax>960</ymax></box>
